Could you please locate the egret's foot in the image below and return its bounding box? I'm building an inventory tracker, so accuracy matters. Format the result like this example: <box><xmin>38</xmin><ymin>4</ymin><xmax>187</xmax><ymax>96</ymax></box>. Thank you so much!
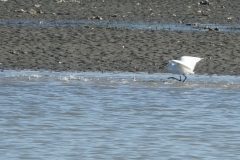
<box><xmin>182</xmin><ymin>74</ymin><xmax>187</xmax><ymax>82</ymax></box>
<box><xmin>167</xmin><ymin>77</ymin><xmax>181</xmax><ymax>82</ymax></box>
<box><xmin>168</xmin><ymin>75</ymin><xmax>187</xmax><ymax>83</ymax></box>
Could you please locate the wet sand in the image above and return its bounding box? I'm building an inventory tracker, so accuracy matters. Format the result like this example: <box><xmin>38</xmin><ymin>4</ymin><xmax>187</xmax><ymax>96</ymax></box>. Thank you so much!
<box><xmin>0</xmin><ymin>0</ymin><xmax>240</xmax><ymax>75</ymax></box>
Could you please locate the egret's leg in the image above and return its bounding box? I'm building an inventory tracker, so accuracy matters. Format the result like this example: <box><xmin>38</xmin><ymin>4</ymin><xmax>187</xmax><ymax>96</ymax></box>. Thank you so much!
<box><xmin>168</xmin><ymin>75</ymin><xmax>181</xmax><ymax>81</ymax></box>
<box><xmin>182</xmin><ymin>74</ymin><xmax>187</xmax><ymax>82</ymax></box>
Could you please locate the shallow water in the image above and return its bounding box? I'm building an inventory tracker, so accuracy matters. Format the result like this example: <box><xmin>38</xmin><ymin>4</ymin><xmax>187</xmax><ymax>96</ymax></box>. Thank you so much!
<box><xmin>0</xmin><ymin>19</ymin><xmax>240</xmax><ymax>32</ymax></box>
<box><xmin>1</xmin><ymin>70</ymin><xmax>240</xmax><ymax>159</ymax></box>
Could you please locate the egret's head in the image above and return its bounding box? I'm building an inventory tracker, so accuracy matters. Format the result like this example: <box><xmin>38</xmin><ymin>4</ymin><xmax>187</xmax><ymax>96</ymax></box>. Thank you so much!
<box><xmin>166</xmin><ymin>61</ymin><xmax>171</xmax><ymax>67</ymax></box>
<box><xmin>166</xmin><ymin>60</ymin><xmax>173</xmax><ymax>66</ymax></box>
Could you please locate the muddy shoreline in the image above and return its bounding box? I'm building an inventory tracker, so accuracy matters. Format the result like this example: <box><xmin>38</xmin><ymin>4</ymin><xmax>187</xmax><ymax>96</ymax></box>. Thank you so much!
<box><xmin>0</xmin><ymin>0</ymin><xmax>240</xmax><ymax>75</ymax></box>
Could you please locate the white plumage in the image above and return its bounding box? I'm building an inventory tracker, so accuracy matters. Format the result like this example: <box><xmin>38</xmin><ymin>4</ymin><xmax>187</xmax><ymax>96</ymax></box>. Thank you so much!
<box><xmin>167</xmin><ymin>56</ymin><xmax>202</xmax><ymax>82</ymax></box>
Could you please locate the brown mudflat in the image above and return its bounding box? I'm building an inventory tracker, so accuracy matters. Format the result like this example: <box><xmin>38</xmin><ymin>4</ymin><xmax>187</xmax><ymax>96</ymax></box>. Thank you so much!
<box><xmin>0</xmin><ymin>0</ymin><xmax>240</xmax><ymax>75</ymax></box>
<box><xmin>1</xmin><ymin>0</ymin><xmax>240</xmax><ymax>24</ymax></box>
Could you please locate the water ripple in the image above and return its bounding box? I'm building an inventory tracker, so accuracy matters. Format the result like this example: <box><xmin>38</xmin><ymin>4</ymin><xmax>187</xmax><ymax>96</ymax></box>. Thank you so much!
<box><xmin>0</xmin><ymin>70</ymin><xmax>240</xmax><ymax>159</ymax></box>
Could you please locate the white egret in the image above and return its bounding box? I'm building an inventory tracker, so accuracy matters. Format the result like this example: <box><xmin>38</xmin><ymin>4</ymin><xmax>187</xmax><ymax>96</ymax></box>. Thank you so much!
<box><xmin>167</xmin><ymin>56</ymin><xmax>202</xmax><ymax>82</ymax></box>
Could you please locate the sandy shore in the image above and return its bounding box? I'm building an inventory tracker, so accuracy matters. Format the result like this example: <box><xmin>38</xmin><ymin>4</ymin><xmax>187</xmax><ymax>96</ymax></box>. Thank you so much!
<box><xmin>0</xmin><ymin>0</ymin><xmax>240</xmax><ymax>75</ymax></box>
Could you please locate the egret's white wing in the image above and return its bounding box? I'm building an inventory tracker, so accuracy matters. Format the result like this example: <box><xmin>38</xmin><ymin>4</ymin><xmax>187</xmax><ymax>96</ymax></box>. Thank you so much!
<box><xmin>171</xmin><ymin>60</ymin><xmax>194</xmax><ymax>74</ymax></box>
<box><xmin>179</xmin><ymin>56</ymin><xmax>202</xmax><ymax>71</ymax></box>
<box><xmin>171</xmin><ymin>60</ymin><xmax>191</xmax><ymax>70</ymax></box>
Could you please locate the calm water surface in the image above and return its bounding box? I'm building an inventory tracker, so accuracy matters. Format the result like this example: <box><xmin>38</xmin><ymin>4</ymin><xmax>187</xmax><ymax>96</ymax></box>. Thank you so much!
<box><xmin>1</xmin><ymin>19</ymin><xmax>240</xmax><ymax>32</ymax></box>
<box><xmin>0</xmin><ymin>70</ymin><xmax>240</xmax><ymax>159</ymax></box>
